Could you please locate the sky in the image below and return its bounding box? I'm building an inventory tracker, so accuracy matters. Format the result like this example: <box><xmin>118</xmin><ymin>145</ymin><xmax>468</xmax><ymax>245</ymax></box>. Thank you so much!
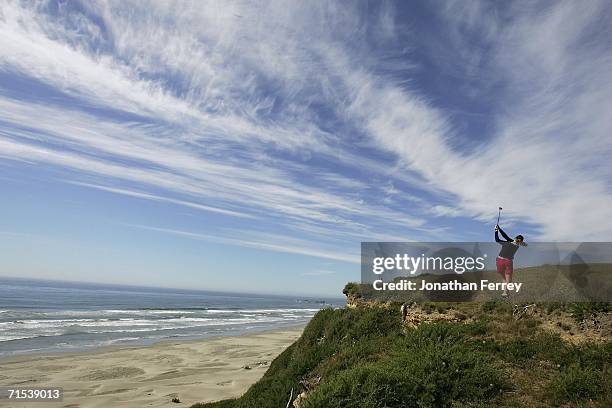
<box><xmin>1</xmin><ymin>1</ymin><xmax>611</xmax><ymax>297</ymax></box>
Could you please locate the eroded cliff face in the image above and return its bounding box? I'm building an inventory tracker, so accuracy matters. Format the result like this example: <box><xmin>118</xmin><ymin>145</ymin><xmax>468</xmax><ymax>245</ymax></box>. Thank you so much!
<box><xmin>344</xmin><ymin>290</ymin><xmax>612</xmax><ymax>344</ymax></box>
<box><xmin>345</xmin><ymin>293</ymin><xmax>391</xmax><ymax>309</ymax></box>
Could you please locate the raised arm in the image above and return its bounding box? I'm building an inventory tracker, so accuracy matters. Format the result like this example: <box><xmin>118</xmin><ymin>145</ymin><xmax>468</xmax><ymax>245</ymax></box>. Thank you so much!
<box><xmin>496</xmin><ymin>225</ymin><xmax>512</xmax><ymax>242</ymax></box>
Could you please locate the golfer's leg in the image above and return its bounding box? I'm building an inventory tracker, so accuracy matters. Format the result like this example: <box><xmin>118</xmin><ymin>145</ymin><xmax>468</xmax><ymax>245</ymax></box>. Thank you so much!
<box><xmin>506</xmin><ymin>261</ymin><xmax>513</xmax><ymax>284</ymax></box>
<box><xmin>502</xmin><ymin>261</ymin><xmax>511</xmax><ymax>296</ymax></box>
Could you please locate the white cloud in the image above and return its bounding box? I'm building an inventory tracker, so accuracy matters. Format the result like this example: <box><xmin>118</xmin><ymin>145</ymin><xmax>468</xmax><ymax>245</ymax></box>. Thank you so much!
<box><xmin>330</xmin><ymin>1</ymin><xmax>612</xmax><ymax>240</ymax></box>
<box><xmin>1</xmin><ymin>0</ymin><xmax>610</xmax><ymax>261</ymax></box>
<box><xmin>67</xmin><ymin>181</ymin><xmax>255</xmax><ymax>219</ymax></box>
<box><xmin>130</xmin><ymin>224</ymin><xmax>360</xmax><ymax>264</ymax></box>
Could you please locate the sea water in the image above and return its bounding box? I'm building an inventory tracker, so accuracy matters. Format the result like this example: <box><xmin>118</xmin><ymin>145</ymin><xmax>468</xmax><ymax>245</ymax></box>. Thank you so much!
<box><xmin>0</xmin><ymin>277</ymin><xmax>343</xmax><ymax>357</ymax></box>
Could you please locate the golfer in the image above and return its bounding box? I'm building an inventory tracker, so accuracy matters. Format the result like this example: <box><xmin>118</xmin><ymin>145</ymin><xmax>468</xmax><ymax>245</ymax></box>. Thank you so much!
<box><xmin>495</xmin><ymin>224</ymin><xmax>526</xmax><ymax>297</ymax></box>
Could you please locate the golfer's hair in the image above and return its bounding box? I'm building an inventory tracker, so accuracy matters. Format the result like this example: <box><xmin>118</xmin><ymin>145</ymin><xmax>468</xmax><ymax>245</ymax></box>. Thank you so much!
<box><xmin>515</xmin><ymin>235</ymin><xmax>524</xmax><ymax>241</ymax></box>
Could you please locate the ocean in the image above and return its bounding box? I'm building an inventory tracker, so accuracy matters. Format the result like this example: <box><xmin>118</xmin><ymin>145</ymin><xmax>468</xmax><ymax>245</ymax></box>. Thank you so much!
<box><xmin>0</xmin><ymin>277</ymin><xmax>343</xmax><ymax>357</ymax></box>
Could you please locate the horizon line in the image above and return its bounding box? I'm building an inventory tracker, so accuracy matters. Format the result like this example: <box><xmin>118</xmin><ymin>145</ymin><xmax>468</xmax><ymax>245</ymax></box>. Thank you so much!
<box><xmin>0</xmin><ymin>275</ymin><xmax>345</xmax><ymax>301</ymax></box>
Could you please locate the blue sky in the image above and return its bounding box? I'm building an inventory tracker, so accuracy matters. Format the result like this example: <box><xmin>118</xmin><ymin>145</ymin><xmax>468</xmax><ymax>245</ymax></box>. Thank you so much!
<box><xmin>1</xmin><ymin>1</ymin><xmax>611</xmax><ymax>297</ymax></box>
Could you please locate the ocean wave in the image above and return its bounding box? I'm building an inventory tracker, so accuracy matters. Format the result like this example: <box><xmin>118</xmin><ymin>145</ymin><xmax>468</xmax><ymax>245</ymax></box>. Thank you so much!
<box><xmin>0</xmin><ymin>312</ymin><xmax>315</xmax><ymax>343</ymax></box>
<box><xmin>0</xmin><ymin>334</ymin><xmax>46</xmax><ymax>342</ymax></box>
<box><xmin>0</xmin><ymin>315</ymin><xmax>299</xmax><ymax>331</ymax></box>
<box><xmin>0</xmin><ymin>307</ymin><xmax>321</xmax><ymax>321</ymax></box>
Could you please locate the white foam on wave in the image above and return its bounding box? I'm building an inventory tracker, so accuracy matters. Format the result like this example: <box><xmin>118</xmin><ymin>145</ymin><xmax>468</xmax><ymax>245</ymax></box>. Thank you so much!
<box><xmin>204</xmin><ymin>308</ymin><xmax>320</xmax><ymax>314</ymax></box>
<box><xmin>0</xmin><ymin>309</ymin><xmax>317</xmax><ymax>342</ymax></box>
<box><xmin>0</xmin><ymin>334</ymin><xmax>43</xmax><ymax>342</ymax></box>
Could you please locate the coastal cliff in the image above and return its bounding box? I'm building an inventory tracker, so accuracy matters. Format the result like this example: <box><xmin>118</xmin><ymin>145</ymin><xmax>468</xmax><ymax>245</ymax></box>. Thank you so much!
<box><xmin>194</xmin><ymin>287</ymin><xmax>611</xmax><ymax>408</ymax></box>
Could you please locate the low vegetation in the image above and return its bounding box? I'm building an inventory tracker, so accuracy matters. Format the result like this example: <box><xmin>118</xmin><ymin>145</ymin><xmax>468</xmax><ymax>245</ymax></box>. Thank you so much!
<box><xmin>194</xmin><ymin>301</ymin><xmax>611</xmax><ymax>408</ymax></box>
<box><xmin>341</xmin><ymin>282</ymin><xmax>362</xmax><ymax>300</ymax></box>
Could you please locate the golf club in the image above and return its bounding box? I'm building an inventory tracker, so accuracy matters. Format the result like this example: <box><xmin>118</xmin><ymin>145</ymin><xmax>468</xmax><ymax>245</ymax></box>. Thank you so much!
<box><xmin>497</xmin><ymin>206</ymin><xmax>503</xmax><ymax>225</ymax></box>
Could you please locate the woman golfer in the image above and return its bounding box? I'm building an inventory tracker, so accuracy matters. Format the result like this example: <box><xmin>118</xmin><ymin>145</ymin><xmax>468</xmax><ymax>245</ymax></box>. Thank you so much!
<box><xmin>495</xmin><ymin>224</ymin><xmax>526</xmax><ymax>297</ymax></box>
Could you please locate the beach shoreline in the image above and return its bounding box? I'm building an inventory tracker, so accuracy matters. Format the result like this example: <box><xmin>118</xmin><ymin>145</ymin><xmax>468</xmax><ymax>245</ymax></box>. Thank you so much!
<box><xmin>0</xmin><ymin>325</ymin><xmax>304</xmax><ymax>407</ymax></box>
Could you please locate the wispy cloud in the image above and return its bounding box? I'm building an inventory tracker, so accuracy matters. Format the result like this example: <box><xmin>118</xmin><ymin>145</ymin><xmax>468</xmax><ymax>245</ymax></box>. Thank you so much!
<box><xmin>1</xmin><ymin>0</ymin><xmax>611</xmax><ymax>271</ymax></box>
<box><xmin>67</xmin><ymin>181</ymin><xmax>255</xmax><ymax>219</ymax></box>
<box><xmin>129</xmin><ymin>224</ymin><xmax>360</xmax><ymax>264</ymax></box>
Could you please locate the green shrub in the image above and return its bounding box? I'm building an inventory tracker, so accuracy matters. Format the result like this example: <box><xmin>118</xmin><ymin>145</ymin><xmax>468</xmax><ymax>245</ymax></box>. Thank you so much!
<box><xmin>555</xmin><ymin>341</ymin><xmax>612</xmax><ymax>371</ymax></box>
<box><xmin>342</xmin><ymin>282</ymin><xmax>362</xmax><ymax>298</ymax></box>
<box><xmin>302</xmin><ymin>365</ymin><xmax>411</xmax><ymax>408</ymax></box>
<box><xmin>494</xmin><ymin>333</ymin><xmax>566</xmax><ymax>366</ymax></box>
<box><xmin>460</xmin><ymin>318</ymin><xmax>491</xmax><ymax>337</ymax></box>
<box><xmin>481</xmin><ymin>300</ymin><xmax>512</xmax><ymax>314</ymax></box>
<box><xmin>304</xmin><ymin>322</ymin><xmax>504</xmax><ymax>408</ymax></box>
<box><xmin>549</xmin><ymin>364</ymin><xmax>605</xmax><ymax>404</ymax></box>
<box><xmin>568</xmin><ymin>302</ymin><xmax>611</xmax><ymax>322</ymax></box>
<box><xmin>482</xmin><ymin>300</ymin><xmax>498</xmax><ymax>312</ymax></box>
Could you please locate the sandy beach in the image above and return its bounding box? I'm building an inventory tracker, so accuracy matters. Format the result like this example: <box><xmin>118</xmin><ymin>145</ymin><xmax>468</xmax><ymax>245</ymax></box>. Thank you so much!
<box><xmin>0</xmin><ymin>327</ymin><xmax>303</xmax><ymax>408</ymax></box>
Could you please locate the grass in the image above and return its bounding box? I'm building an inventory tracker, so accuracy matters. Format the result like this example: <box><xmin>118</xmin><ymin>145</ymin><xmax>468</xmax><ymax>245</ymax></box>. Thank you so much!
<box><xmin>193</xmin><ymin>303</ymin><xmax>611</xmax><ymax>408</ymax></box>
<box><xmin>549</xmin><ymin>365</ymin><xmax>605</xmax><ymax>404</ymax></box>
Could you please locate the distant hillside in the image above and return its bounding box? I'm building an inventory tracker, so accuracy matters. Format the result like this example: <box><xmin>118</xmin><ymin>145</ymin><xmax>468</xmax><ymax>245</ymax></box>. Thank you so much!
<box><xmin>193</xmin><ymin>296</ymin><xmax>611</xmax><ymax>407</ymax></box>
